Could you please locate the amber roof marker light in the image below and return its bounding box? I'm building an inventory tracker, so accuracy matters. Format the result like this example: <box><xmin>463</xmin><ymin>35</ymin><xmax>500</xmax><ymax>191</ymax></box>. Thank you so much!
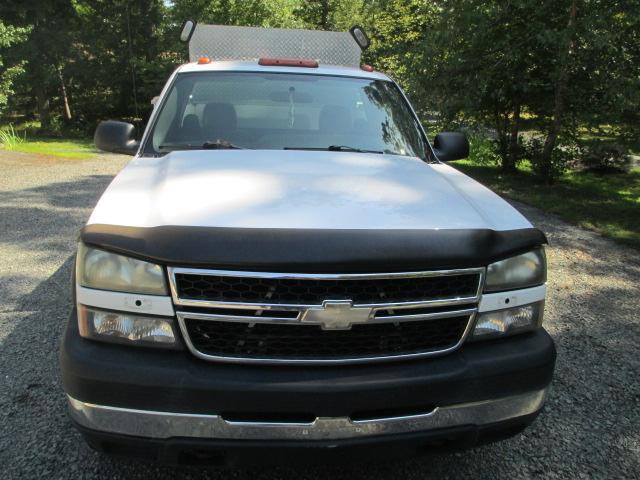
<box><xmin>258</xmin><ymin>58</ymin><xmax>319</xmax><ymax>68</ymax></box>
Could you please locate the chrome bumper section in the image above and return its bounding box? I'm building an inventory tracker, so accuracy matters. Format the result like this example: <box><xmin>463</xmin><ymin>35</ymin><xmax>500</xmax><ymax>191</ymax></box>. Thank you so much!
<box><xmin>67</xmin><ymin>388</ymin><xmax>547</xmax><ymax>441</ymax></box>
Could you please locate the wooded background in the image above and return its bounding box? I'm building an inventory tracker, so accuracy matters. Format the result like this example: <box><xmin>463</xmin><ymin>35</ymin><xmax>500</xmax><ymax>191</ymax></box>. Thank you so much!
<box><xmin>1</xmin><ymin>0</ymin><xmax>639</xmax><ymax>181</ymax></box>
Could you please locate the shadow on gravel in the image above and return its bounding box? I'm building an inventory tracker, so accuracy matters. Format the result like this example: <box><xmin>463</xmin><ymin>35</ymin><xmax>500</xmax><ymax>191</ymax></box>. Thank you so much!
<box><xmin>0</xmin><ymin>256</ymin><xmax>80</xmax><ymax>478</ymax></box>
<box><xmin>0</xmin><ymin>172</ymin><xmax>115</xmax><ymax>476</ymax></box>
<box><xmin>0</xmin><ymin>174</ymin><xmax>115</xmax><ymax>208</ymax></box>
<box><xmin>0</xmin><ymin>175</ymin><xmax>115</xmax><ymax>264</ymax></box>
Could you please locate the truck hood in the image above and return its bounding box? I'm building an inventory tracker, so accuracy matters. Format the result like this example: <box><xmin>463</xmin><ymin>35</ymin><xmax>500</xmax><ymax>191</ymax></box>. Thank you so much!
<box><xmin>88</xmin><ymin>150</ymin><xmax>531</xmax><ymax>231</ymax></box>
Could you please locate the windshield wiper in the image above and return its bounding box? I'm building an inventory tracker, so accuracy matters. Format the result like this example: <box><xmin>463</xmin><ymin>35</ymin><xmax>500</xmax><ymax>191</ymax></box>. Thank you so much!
<box><xmin>284</xmin><ymin>145</ymin><xmax>383</xmax><ymax>154</ymax></box>
<box><xmin>202</xmin><ymin>140</ymin><xmax>245</xmax><ymax>149</ymax></box>
<box><xmin>159</xmin><ymin>140</ymin><xmax>246</xmax><ymax>151</ymax></box>
<box><xmin>328</xmin><ymin>145</ymin><xmax>384</xmax><ymax>154</ymax></box>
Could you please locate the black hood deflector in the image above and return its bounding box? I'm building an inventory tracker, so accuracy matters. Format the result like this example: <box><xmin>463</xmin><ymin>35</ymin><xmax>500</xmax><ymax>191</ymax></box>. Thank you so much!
<box><xmin>80</xmin><ymin>224</ymin><xmax>547</xmax><ymax>273</ymax></box>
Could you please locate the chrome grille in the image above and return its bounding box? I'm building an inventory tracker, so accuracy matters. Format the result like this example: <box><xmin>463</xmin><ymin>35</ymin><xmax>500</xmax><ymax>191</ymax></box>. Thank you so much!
<box><xmin>169</xmin><ymin>267</ymin><xmax>484</xmax><ymax>364</ymax></box>
<box><xmin>174</xmin><ymin>272</ymin><xmax>480</xmax><ymax>306</ymax></box>
<box><xmin>184</xmin><ymin>315</ymin><xmax>470</xmax><ymax>361</ymax></box>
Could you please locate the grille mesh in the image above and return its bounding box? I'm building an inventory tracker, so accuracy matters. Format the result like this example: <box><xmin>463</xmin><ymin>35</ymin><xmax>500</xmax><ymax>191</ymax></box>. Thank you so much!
<box><xmin>175</xmin><ymin>273</ymin><xmax>480</xmax><ymax>305</ymax></box>
<box><xmin>184</xmin><ymin>315</ymin><xmax>470</xmax><ymax>360</ymax></box>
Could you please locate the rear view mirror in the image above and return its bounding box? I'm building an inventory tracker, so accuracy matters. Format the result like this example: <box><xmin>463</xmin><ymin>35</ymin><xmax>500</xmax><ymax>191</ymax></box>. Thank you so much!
<box><xmin>268</xmin><ymin>91</ymin><xmax>313</xmax><ymax>103</ymax></box>
<box><xmin>94</xmin><ymin>120</ymin><xmax>139</xmax><ymax>156</ymax></box>
<box><xmin>433</xmin><ymin>132</ymin><xmax>469</xmax><ymax>162</ymax></box>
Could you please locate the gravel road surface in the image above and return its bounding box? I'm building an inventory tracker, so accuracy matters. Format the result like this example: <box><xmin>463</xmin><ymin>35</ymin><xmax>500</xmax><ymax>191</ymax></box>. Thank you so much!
<box><xmin>1</xmin><ymin>151</ymin><xmax>638</xmax><ymax>479</ymax></box>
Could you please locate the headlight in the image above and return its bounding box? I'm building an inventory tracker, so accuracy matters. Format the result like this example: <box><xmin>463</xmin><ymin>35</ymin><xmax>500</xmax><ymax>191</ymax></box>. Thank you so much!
<box><xmin>472</xmin><ymin>301</ymin><xmax>544</xmax><ymax>339</ymax></box>
<box><xmin>485</xmin><ymin>248</ymin><xmax>546</xmax><ymax>292</ymax></box>
<box><xmin>78</xmin><ymin>305</ymin><xmax>177</xmax><ymax>347</ymax></box>
<box><xmin>76</xmin><ymin>243</ymin><xmax>167</xmax><ymax>295</ymax></box>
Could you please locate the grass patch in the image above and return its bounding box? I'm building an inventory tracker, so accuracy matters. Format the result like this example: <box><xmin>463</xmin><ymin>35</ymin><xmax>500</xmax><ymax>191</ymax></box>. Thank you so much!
<box><xmin>8</xmin><ymin>138</ymin><xmax>96</xmax><ymax>159</ymax></box>
<box><xmin>0</xmin><ymin>135</ymin><xmax>96</xmax><ymax>160</ymax></box>
<box><xmin>0</xmin><ymin>124</ymin><xmax>27</xmax><ymax>148</ymax></box>
<box><xmin>451</xmin><ymin>159</ymin><xmax>640</xmax><ymax>249</ymax></box>
<box><xmin>0</xmin><ymin>125</ymin><xmax>26</xmax><ymax>150</ymax></box>
<box><xmin>1</xmin><ymin>121</ymin><xmax>96</xmax><ymax>160</ymax></box>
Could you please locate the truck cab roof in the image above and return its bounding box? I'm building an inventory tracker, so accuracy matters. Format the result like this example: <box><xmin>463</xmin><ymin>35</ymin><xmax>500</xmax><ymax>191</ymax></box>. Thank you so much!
<box><xmin>176</xmin><ymin>60</ymin><xmax>390</xmax><ymax>81</ymax></box>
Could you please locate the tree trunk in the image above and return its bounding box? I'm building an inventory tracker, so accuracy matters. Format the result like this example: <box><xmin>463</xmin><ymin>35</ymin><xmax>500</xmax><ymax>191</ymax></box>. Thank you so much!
<box><xmin>495</xmin><ymin>112</ymin><xmax>510</xmax><ymax>171</ymax></box>
<box><xmin>504</xmin><ymin>102</ymin><xmax>521</xmax><ymax>172</ymax></box>
<box><xmin>58</xmin><ymin>67</ymin><xmax>72</xmax><ymax>121</ymax></box>
<box><xmin>35</xmin><ymin>83</ymin><xmax>51</xmax><ymax>131</ymax></box>
<box><xmin>539</xmin><ymin>0</ymin><xmax>578</xmax><ymax>182</ymax></box>
<box><xmin>320</xmin><ymin>0</ymin><xmax>330</xmax><ymax>30</ymax></box>
<box><xmin>140</xmin><ymin>0</ymin><xmax>159</xmax><ymax>61</ymax></box>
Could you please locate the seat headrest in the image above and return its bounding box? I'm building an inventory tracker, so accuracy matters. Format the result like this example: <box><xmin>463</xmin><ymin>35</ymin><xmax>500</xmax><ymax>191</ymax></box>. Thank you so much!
<box><xmin>203</xmin><ymin>103</ymin><xmax>237</xmax><ymax>134</ymax></box>
<box><xmin>182</xmin><ymin>114</ymin><xmax>201</xmax><ymax>130</ymax></box>
<box><xmin>319</xmin><ymin>105</ymin><xmax>351</xmax><ymax>133</ymax></box>
<box><xmin>178</xmin><ymin>114</ymin><xmax>203</xmax><ymax>141</ymax></box>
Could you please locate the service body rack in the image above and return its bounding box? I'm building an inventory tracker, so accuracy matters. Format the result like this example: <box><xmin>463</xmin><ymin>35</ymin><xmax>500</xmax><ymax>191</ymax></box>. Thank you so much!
<box><xmin>179</xmin><ymin>21</ymin><xmax>369</xmax><ymax>66</ymax></box>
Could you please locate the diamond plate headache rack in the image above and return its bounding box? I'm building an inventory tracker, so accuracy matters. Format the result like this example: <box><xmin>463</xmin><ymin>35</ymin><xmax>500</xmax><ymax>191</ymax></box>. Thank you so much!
<box><xmin>181</xmin><ymin>22</ymin><xmax>367</xmax><ymax>67</ymax></box>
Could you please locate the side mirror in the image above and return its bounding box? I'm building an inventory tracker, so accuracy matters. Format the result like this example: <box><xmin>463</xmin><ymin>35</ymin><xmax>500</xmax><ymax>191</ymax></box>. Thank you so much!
<box><xmin>433</xmin><ymin>132</ymin><xmax>469</xmax><ymax>162</ymax></box>
<box><xmin>94</xmin><ymin>120</ymin><xmax>139</xmax><ymax>155</ymax></box>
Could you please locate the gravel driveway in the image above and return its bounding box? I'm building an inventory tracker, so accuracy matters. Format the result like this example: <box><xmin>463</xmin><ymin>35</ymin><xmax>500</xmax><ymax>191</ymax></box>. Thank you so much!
<box><xmin>1</xmin><ymin>151</ymin><xmax>638</xmax><ymax>479</ymax></box>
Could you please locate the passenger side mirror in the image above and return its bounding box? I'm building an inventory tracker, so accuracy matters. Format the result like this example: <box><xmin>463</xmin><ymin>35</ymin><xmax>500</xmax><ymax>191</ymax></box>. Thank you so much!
<box><xmin>94</xmin><ymin>120</ymin><xmax>140</xmax><ymax>156</ymax></box>
<box><xmin>433</xmin><ymin>132</ymin><xmax>469</xmax><ymax>162</ymax></box>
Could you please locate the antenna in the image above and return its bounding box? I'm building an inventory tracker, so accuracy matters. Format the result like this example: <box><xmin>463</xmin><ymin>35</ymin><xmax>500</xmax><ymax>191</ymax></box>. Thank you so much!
<box><xmin>125</xmin><ymin>5</ymin><xmax>139</xmax><ymax>120</ymax></box>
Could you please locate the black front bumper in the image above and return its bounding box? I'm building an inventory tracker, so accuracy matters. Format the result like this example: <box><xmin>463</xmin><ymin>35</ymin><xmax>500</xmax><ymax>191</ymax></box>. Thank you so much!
<box><xmin>60</xmin><ymin>307</ymin><xmax>555</xmax><ymax>464</ymax></box>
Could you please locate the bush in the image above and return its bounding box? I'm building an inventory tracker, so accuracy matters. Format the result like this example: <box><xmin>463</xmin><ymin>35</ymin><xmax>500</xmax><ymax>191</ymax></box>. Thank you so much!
<box><xmin>468</xmin><ymin>134</ymin><xmax>501</xmax><ymax>166</ymax></box>
<box><xmin>524</xmin><ymin>136</ymin><xmax>581</xmax><ymax>181</ymax></box>
<box><xmin>580</xmin><ymin>142</ymin><xmax>632</xmax><ymax>173</ymax></box>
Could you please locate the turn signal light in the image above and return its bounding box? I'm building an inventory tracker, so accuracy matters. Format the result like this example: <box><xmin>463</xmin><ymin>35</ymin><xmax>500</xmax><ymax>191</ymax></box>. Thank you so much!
<box><xmin>472</xmin><ymin>302</ymin><xmax>544</xmax><ymax>340</ymax></box>
<box><xmin>78</xmin><ymin>305</ymin><xmax>178</xmax><ymax>348</ymax></box>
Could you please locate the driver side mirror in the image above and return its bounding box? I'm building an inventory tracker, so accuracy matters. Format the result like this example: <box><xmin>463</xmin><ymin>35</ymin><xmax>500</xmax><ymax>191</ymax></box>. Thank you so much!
<box><xmin>433</xmin><ymin>132</ymin><xmax>469</xmax><ymax>162</ymax></box>
<box><xmin>94</xmin><ymin>120</ymin><xmax>140</xmax><ymax>156</ymax></box>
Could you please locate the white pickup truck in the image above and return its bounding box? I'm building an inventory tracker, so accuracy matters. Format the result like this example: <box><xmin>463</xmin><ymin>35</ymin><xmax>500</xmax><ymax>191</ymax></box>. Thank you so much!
<box><xmin>60</xmin><ymin>23</ymin><xmax>555</xmax><ymax>466</ymax></box>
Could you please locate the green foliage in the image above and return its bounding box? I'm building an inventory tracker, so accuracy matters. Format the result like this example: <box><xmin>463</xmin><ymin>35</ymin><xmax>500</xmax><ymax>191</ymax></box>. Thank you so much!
<box><xmin>452</xmin><ymin>159</ymin><xmax>640</xmax><ymax>249</ymax></box>
<box><xmin>581</xmin><ymin>141</ymin><xmax>632</xmax><ymax>174</ymax></box>
<box><xmin>67</xmin><ymin>0</ymin><xmax>172</xmax><ymax>129</ymax></box>
<box><xmin>409</xmin><ymin>0</ymin><xmax>640</xmax><ymax>181</ymax></box>
<box><xmin>0</xmin><ymin>124</ymin><xmax>26</xmax><ymax>148</ymax></box>
<box><xmin>0</xmin><ymin>21</ymin><xmax>30</xmax><ymax>113</ymax></box>
<box><xmin>468</xmin><ymin>134</ymin><xmax>501</xmax><ymax>166</ymax></box>
<box><xmin>293</xmin><ymin>0</ymin><xmax>335</xmax><ymax>29</ymax></box>
<box><xmin>364</xmin><ymin>0</ymin><xmax>434</xmax><ymax>115</ymax></box>
<box><xmin>522</xmin><ymin>135</ymin><xmax>581</xmax><ymax>181</ymax></box>
<box><xmin>171</xmin><ymin>0</ymin><xmax>303</xmax><ymax>28</ymax></box>
<box><xmin>2</xmin><ymin>0</ymin><xmax>79</xmax><ymax>130</ymax></box>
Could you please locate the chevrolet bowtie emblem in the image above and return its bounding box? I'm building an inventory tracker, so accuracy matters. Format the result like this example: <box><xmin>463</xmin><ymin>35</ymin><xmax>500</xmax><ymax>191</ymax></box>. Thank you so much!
<box><xmin>300</xmin><ymin>300</ymin><xmax>373</xmax><ymax>330</ymax></box>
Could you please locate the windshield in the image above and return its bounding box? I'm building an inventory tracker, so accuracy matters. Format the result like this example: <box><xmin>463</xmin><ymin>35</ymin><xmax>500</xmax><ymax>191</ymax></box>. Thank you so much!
<box><xmin>144</xmin><ymin>72</ymin><xmax>428</xmax><ymax>159</ymax></box>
